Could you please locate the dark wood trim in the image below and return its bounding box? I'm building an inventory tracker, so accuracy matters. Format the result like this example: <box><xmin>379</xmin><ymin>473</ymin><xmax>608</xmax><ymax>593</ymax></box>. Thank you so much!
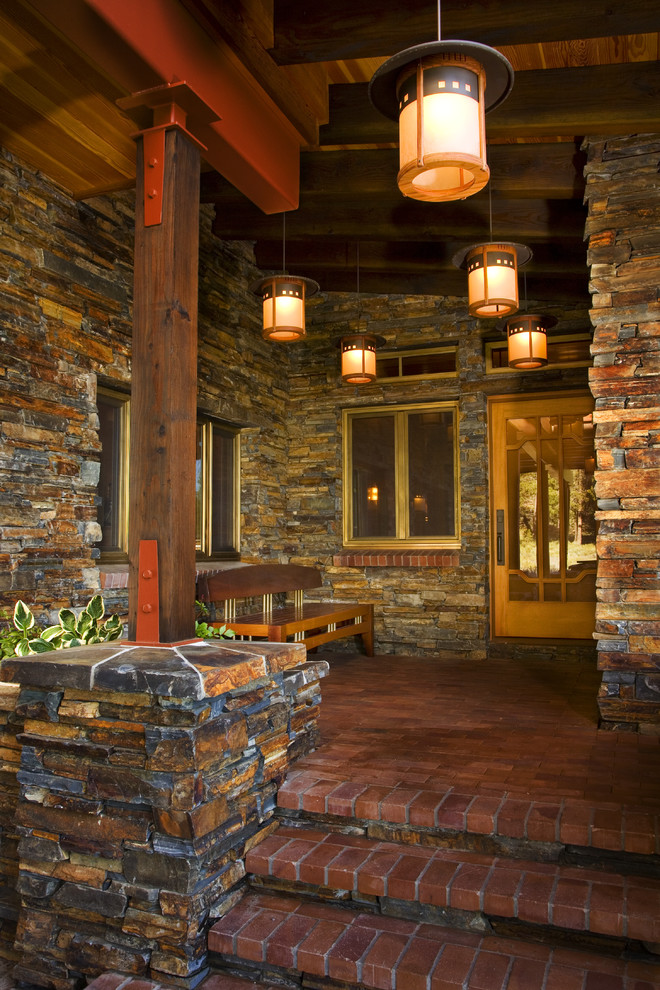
<box><xmin>129</xmin><ymin>129</ymin><xmax>200</xmax><ymax>643</ymax></box>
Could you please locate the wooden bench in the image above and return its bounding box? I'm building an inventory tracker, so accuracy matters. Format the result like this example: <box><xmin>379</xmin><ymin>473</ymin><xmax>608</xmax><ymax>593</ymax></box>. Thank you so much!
<box><xmin>197</xmin><ymin>563</ymin><xmax>374</xmax><ymax>655</ymax></box>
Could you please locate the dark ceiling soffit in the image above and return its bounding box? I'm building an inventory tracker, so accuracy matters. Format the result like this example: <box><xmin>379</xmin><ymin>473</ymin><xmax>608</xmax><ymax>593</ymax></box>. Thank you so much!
<box><xmin>269</xmin><ymin>0</ymin><xmax>660</xmax><ymax>64</ymax></box>
<box><xmin>319</xmin><ymin>62</ymin><xmax>660</xmax><ymax>146</ymax></box>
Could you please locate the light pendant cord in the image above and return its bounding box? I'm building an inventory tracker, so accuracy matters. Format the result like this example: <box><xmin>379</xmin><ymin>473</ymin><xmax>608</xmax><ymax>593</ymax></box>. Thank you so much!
<box><xmin>356</xmin><ymin>242</ymin><xmax>361</xmax><ymax>328</ymax></box>
<box><xmin>282</xmin><ymin>213</ymin><xmax>286</xmax><ymax>274</ymax></box>
<box><xmin>437</xmin><ymin>0</ymin><xmax>442</xmax><ymax>40</ymax></box>
<box><xmin>488</xmin><ymin>183</ymin><xmax>493</xmax><ymax>241</ymax></box>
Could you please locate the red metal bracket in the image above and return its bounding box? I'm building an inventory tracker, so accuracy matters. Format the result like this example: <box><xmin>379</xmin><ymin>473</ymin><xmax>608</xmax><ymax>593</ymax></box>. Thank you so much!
<box><xmin>135</xmin><ymin>539</ymin><xmax>160</xmax><ymax>643</ymax></box>
<box><xmin>118</xmin><ymin>82</ymin><xmax>213</xmax><ymax>226</ymax></box>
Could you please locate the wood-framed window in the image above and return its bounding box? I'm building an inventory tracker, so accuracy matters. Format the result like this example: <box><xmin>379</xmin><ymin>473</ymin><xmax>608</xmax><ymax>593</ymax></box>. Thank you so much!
<box><xmin>96</xmin><ymin>387</ymin><xmax>240</xmax><ymax>561</ymax></box>
<box><xmin>342</xmin><ymin>401</ymin><xmax>460</xmax><ymax>548</ymax></box>
<box><xmin>376</xmin><ymin>344</ymin><xmax>457</xmax><ymax>382</ymax></box>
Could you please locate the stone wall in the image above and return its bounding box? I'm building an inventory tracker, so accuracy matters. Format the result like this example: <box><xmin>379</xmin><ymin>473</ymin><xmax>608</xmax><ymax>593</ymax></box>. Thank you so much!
<box><xmin>584</xmin><ymin>134</ymin><xmax>660</xmax><ymax>729</ymax></box>
<box><xmin>285</xmin><ymin>292</ymin><xmax>593</xmax><ymax>658</ymax></box>
<box><xmin>1</xmin><ymin>143</ymin><xmax>603</xmax><ymax>659</ymax></box>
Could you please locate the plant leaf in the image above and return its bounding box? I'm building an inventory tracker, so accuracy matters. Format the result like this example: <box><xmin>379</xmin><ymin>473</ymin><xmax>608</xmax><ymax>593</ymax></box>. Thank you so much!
<box><xmin>13</xmin><ymin>601</ymin><xmax>34</xmax><ymax>633</ymax></box>
<box><xmin>59</xmin><ymin>609</ymin><xmax>77</xmax><ymax>633</ymax></box>
<box><xmin>41</xmin><ymin>625</ymin><xmax>64</xmax><ymax>643</ymax></box>
<box><xmin>86</xmin><ymin>595</ymin><xmax>105</xmax><ymax>621</ymax></box>
<box><xmin>29</xmin><ymin>638</ymin><xmax>55</xmax><ymax>653</ymax></box>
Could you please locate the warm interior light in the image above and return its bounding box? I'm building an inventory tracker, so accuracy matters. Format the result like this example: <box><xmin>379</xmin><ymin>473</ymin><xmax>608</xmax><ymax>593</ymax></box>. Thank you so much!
<box><xmin>255</xmin><ymin>276</ymin><xmax>316</xmax><ymax>341</ymax></box>
<box><xmin>506</xmin><ymin>314</ymin><xmax>552</xmax><ymax>369</ymax></box>
<box><xmin>369</xmin><ymin>40</ymin><xmax>513</xmax><ymax>204</ymax></box>
<box><xmin>367</xmin><ymin>486</ymin><xmax>379</xmax><ymax>502</ymax></box>
<box><xmin>397</xmin><ymin>55</ymin><xmax>487</xmax><ymax>202</ymax></box>
<box><xmin>341</xmin><ymin>334</ymin><xmax>379</xmax><ymax>384</ymax></box>
<box><xmin>466</xmin><ymin>243</ymin><xmax>520</xmax><ymax>317</ymax></box>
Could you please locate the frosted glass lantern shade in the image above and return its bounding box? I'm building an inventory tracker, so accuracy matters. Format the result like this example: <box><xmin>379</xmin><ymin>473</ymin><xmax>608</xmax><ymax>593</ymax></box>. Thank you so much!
<box><xmin>341</xmin><ymin>334</ymin><xmax>379</xmax><ymax>384</ymax></box>
<box><xmin>466</xmin><ymin>243</ymin><xmax>519</xmax><ymax>317</ymax></box>
<box><xmin>252</xmin><ymin>275</ymin><xmax>319</xmax><ymax>342</ymax></box>
<box><xmin>507</xmin><ymin>314</ymin><xmax>555</xmax><ymax>369</ymax></box>
<box><xmin>397</xmin><ymin>56</ymin><xmax>488</xmax><ymax>201</ymax></box>
<box><xmin>369</xmin><ymin>40</ymin><xmax>514</xmax><ymax>204</ymax></box>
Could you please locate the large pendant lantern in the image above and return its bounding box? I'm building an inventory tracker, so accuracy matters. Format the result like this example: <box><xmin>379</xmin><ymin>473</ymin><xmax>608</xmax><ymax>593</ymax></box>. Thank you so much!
<box><xmin>369</xmin><ymin>40</ymin><xmax>513</xmax><ymax>203</ymax></box>
<box><xmin>453</xmin><ymin>241</ymin><xmax>532</xmax><ymax>318</ymax></box>
<box><xmin>251</xmin><ymin>274</ymin><xmax>319</xmax><ymax>342</ymax></box>
<box><xmin>507</xmin><ymin>313</ymin><xmax>556</xmax><ymax>369</ymax></box>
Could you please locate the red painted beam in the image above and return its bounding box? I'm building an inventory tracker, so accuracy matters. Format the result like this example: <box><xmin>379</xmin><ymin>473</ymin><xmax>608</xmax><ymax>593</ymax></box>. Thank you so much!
<box><xmin>32</xmin><ymin>0</ymin><xmax>300</xmax><ymax>213</ymax></box>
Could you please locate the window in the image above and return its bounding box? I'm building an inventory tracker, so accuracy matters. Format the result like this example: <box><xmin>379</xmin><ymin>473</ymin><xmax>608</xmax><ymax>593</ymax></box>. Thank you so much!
<box><xmin>96</xmin><ymin>387</ymin><xmax>240</xmax><ymax>561</ymax></box>
<box><xmin>97</xmin><ymin>388</ymin><xmax>130</xmax><ymax>560</ymax></box>
<box><xmin>376</xmin><ymin>345</ymin><xmax>457</xmax><ymax>382</ymax></box>
<box><xmin>485</xmin><ymin>332</ymin><xmax>592</xmax><ymax>373</ymax></box>
<box><xmin>343</xmin><ymin>402</ymin><xmax>459</xmax><ymax>547</ymax></box>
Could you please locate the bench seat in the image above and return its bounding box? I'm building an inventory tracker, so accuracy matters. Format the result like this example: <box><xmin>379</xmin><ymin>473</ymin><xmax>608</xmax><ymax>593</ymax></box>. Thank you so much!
<box><xmin>198</xmin><ymin>563</ymin><xmax>374</xmax><ymax>655</ymax></box>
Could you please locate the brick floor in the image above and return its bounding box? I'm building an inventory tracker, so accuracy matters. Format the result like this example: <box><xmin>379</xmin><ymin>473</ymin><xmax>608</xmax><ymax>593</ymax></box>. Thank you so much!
<box><xmin>277</xmin><ymin>654</ymin><xmax>660</xmax><ymax>854</ymax></box>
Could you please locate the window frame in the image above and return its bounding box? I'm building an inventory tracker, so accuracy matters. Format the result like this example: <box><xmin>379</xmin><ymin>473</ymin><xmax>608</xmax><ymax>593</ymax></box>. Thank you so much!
<box><xmin>96</xmin><ymin>386</ymin><xmax>240</xmax><ymax>563</ymax></box>
<box><xmin>375</xmin><ymin>344</ymin><xmax>458</xmax><ymax>383</ymax></box>
<box><xmin>342</xmin><ymin>401</ymin><xmax>461</xmax><ymax>549</ymax></box>
<box><xmin>195</xmin><ymin>417</ymin><xmax>241</xmax><ymax>560</ymax></box>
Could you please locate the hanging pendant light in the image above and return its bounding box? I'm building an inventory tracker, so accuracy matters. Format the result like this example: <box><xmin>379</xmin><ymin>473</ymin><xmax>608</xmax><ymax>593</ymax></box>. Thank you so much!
<box><xmin>368</xmin><ymin>3</ymin><xmax>513</xmax><ymax>202</ymax></box>
<box><xmin>453</xmin><ymin>186</ymin><xmax>532</xmax><ymax>317</ymax></box>
<box><xmin>251</xmin><ymin>214</ymin><xmax>319</xmax><ymax>341</ymax></box>
<box><xmin>341</xmin><ymin>334</ymin><xmax>381</xmax><ymax>384</ymax></box>
<box><xmin>506</xmin><ymin>313</ymin><xmax>556</xmax><ymax>369</ymax></box>
<box><xmin>339</xmin><ymin>244</ymin><xmax>385</xmax><ymax>384</ymax></box>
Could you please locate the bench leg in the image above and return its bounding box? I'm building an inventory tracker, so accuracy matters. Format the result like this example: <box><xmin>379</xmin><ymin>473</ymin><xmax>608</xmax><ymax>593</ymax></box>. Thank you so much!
<box><xmin>362</xmin><ymin>607</ymin><xmax>374</xmax><ymax>656</ymax></box>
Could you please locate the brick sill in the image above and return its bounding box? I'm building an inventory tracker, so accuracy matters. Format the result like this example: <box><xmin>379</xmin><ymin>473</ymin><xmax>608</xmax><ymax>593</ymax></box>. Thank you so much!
<box><xmin>333</xmin><ymin>551</ymin><xmax>460</xmax><ymax>567</ymax></box>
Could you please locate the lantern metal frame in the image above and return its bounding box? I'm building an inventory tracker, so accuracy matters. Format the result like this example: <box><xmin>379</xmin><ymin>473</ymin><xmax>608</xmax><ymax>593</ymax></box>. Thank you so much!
<box><xmin>369</xmin><ymin>39</ymin><xmax>514</xmax><ymax>202</ymax></box>
<box><xmin>452</xmin><ymin>240</ymin><xmax>532</xmax><ymax>318</ymax></box>
<box><xmin>250</xmin><ymin>273</ymin><xmax>319</xmax><ymax>342</ymax></box>
<box><xmin>336</xmin><ymin>333</ymin><xmax>387</xmax><ymax>385</ymax></box>
<box><xmin>506</xmin><ymin>312</ymin><xmax>557</xmax><ymax>369</ymax></box>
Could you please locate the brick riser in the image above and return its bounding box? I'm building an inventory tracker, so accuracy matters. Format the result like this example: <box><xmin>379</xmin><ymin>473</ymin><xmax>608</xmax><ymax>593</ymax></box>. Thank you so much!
<box><xmin>244</xmin><ymin>825</ymin><xmax>660</xmax><ymax>950</ymax></box>
<box><xmin>204</xmin><ymin>769</ymin><xmax>660</xmax><ymax>990</ymax></box>
<box><xmin>276</xmin><ymin>770</ymin><xmax>660</xmax><ymax>860</ymax></box>
<box><xmin>208</xmin><ymin>890</ymin><xmax>660</xmax><ymax>990</ymax></box>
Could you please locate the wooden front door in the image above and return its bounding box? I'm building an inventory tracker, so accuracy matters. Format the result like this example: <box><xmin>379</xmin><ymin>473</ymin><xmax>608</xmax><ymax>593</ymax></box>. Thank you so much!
<box><xmin>489</xmin><ymin>392</ymin><xmax>597</xmax><ymax>639</ymax></box>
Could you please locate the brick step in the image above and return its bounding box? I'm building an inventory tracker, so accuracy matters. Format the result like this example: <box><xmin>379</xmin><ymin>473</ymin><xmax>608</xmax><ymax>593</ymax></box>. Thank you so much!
<box><xmin>207</xmin><ymin>890</ymin><xmax>660</xmax><ymax>990</ymax></box>
<box><xmin>277</xmin><ymin>770</ymin><xmax>660</xmax><ymax>862</ymax></box>
<box><xmin>246</xmin><ymin>825</ymin><xmax>660</xmax><ymax>950</ymax></box>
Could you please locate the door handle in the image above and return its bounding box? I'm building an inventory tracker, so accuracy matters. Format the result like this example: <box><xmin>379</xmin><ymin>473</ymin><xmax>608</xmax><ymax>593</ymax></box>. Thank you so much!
<box><xmin>496</xmin><ymin>509</ymin><xmax>505</xmax><ymax>566</ymax></box>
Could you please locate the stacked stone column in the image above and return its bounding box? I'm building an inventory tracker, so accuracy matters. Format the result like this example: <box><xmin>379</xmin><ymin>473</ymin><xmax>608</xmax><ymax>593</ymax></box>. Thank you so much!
<box><xmin>584</xmin><ymin>134</ymin><xmax>660</xmax><ymax>729</ymax></box>
<box><xmin>0</xmin><ymin>640</ymin><xmax>327</xmax><ymax>988</ymax></box>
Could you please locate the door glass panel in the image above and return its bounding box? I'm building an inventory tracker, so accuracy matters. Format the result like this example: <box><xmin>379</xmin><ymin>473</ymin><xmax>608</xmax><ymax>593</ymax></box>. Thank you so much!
<box><xmin>541</xmin><ymin>432</ymin><xmax>561</xmax><ymax>576</ymax></box>
<box><xmin>352</xmin><ymin>415</ymin><xmax>396</xmax><ymax>538</ymax></box>
<box><xmin>211</xmin><ymin>426</ymin><xmax>236</xmax><ymax>552</ymax></box>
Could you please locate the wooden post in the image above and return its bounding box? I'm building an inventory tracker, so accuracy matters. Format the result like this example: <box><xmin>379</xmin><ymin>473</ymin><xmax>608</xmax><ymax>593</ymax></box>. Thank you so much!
<box><xmin>128</xmin><ymin>127</ymin><xmax>200</xmax><ymax>643</ymax></box>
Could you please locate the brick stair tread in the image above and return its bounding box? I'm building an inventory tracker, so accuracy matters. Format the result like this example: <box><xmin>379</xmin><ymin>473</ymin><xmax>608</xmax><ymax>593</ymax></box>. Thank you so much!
<box><xmin>246</xmin><ymin>825</ymin><xmax>660</xmax><ymax>944</ymax></box>
<box><xmin>277</xmin><ymin>770</ymin><xmax>660</xmax><ymax>856</ymax></box>
<box><xmin>208</xmin><ymin>890</ymin><xmax>660</xmax><ymax>989</ymax></box>
<box><xmin>85</xmin><ymin>974</ymin><xmax>280</xmax><ymax>990</ymax></box>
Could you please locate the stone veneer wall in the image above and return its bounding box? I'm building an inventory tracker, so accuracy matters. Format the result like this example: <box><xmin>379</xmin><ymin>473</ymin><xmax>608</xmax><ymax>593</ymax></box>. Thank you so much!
<box><xmin>0</xmin><ymin>147</ymin><xmax>292</xmax><ymax>624</ymax></box>
<box><xmin>1</xmin><ymin>143</ymin><xmax>601</xmax><ymax>659</ymax></box>
<box><xmin>285</xmin><ymin>292</ymin><xmax>593</xmax><ymax>658</ymax></box>
<box><xmin>584</xmin><ymin>134</ymin><xmax>660</xmax><ymax>729</ymax></box>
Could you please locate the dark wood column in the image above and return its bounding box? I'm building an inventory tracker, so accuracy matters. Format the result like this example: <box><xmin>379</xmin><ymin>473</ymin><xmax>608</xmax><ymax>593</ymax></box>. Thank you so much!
<box><xmin>128</xmin><ymin>127</ymin><xmax>200</xmax><ymax>643</ymax></box>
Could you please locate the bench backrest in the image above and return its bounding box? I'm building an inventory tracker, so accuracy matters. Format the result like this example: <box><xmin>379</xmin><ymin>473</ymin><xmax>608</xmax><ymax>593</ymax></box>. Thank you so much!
<box><xmin>200</xmin><ymin>563</ymin><xmax>322</xmax><ymax>603</ymax></box>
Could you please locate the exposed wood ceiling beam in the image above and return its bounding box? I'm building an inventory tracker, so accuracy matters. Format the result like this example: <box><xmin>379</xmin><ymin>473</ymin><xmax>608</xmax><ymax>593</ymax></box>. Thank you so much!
<box><xmin>203</xmin><ymin>145</ymin><xmax>586</xmax><ymax>201</ymax></box>
<box><xmin>270</xmin><ymin>0</ymin><xmax>660</xmax><ymax>64</ymax></box>
<box><xmin>319</xmin><ymin>62</ymin><xmax>660</xmax><ymax>147</ymax></box>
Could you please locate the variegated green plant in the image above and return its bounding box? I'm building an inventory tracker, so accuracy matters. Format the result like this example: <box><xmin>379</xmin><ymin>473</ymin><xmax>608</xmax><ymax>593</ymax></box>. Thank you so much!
<box><xmin>4</xmin><ymin>595</ymin><xmax>123</xmax><ymax>656</ymax></box>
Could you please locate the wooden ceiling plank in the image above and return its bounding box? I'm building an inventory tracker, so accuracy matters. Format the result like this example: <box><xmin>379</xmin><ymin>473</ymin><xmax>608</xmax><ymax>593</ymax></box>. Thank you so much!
<box><xmin>319</xmin><ymin>60</ymin><xmax>660</xmax><ymax>146</ymax></box>
<box><xmin>201</xmin><ymin>143</ymin><xmax>586</xmax><ymax>205</ymax></box>
<box><xmin>270</xmin><ymin>0</ymin><xmax>660</xmax><ymax>64</ymax></box>
<box><xmin>212</xmin><ymin>194</ymin><xmax>586</xmax><ymax>243</ymax></box>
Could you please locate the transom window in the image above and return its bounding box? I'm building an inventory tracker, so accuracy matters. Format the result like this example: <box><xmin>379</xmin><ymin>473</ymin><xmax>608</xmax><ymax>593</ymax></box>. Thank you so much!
<box><xmin>97</xmin><ymin>387</ymin><xmax>240</xmax><ymax>561</ymax></box>
<box><xmin>343</xmin><ymin>402</ymin><xmax>460</xmax><ymax>547</ymax></box>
